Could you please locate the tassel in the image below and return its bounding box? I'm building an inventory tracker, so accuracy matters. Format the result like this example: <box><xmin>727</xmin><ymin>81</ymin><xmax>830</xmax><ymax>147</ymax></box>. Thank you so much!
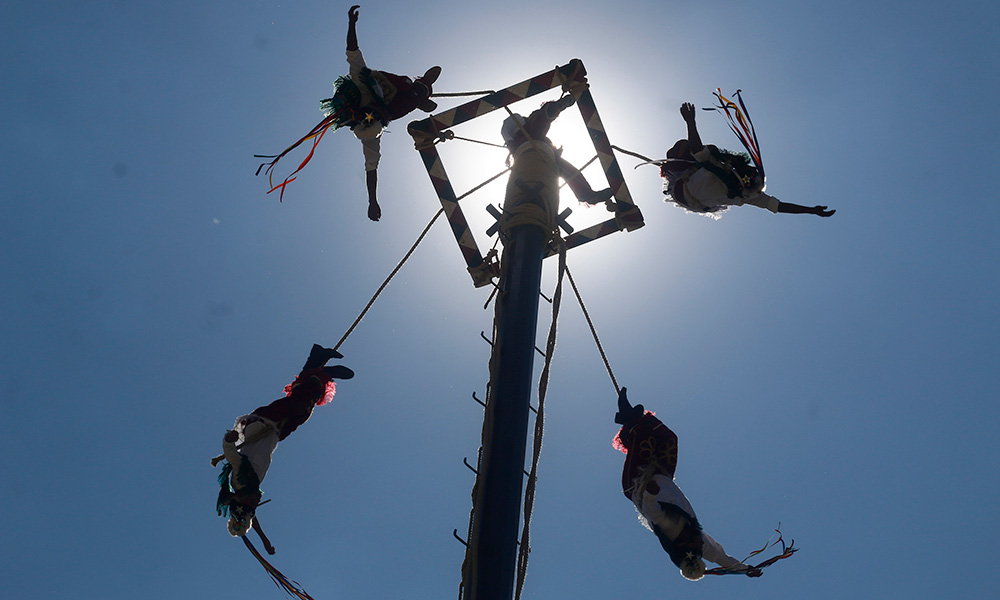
<box><xmin>710</xmin><ymin>89</ymin><xmax>765</xmax><ymax>181</ymax></box>
<box><xmin>705</xmin><ymin>526</ymin><xmax>798</xmax><ymax>577</ymax></box>
<box><xmin>254</xmin><ymin>109</ymin><xmax>344</xmax><ymax>202</ymax></box>
<box><xmin>242</xmin><ymin>537</ymin><xmax>318</xmax><ymax>600</ymax></box>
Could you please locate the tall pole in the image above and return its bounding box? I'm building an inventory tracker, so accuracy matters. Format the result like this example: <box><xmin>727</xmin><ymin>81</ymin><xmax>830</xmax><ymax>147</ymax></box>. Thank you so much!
<box><xmin>465</xmin><ymin>141</ymin><xmax>558</xmax><ymax>600</ymax></box>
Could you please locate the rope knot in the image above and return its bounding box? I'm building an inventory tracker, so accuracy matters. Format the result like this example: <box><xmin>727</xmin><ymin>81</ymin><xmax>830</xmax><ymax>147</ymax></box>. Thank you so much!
<box><xmin>556</xmin><ymin>61</ymin><xmax>589</xmax><ymax>96</ymax></box>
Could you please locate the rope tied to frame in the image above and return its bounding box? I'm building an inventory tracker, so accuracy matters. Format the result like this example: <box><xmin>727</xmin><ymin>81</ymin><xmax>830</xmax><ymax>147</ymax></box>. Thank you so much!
<box><xmin>499</xmin><ymin>202</ymin><xmax>557</xmax><ymax>240</ymax></box>
<box><xmin>431</xmin><ymin>89</ymin><xmax>497</xmax><ymax>98</ymax></box>
<box><xmin>410</xmin><ymin>117</ymin><xmax>449</xmax><ymax>150</ymax></box>
<box><xmin>555</xmin><ymin>62</ymin><xmax>589</xmax><ymax>97</ymax></box>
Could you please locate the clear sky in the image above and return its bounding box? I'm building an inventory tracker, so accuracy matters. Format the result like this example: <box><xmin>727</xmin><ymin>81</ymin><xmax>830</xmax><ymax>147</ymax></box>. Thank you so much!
<box><xmin>2</xmin><ymin>1</ymin><xmax>998</xmax><ymax>598</ymax></box>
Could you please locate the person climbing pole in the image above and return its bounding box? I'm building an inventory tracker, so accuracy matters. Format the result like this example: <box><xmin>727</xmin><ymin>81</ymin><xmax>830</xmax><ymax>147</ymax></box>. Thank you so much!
<box><xmin>658</xmin><ymin>102</ymin><xmax>834</xmax><ymax>217</ymax></box>
<box><xmin>501</xmin><ymin>97</ymin><xmax>616</xmax><ymax>209</ymax></box>
<box><xmin>613</xmin><ymin>387</ymin><xmax>757</xmax><ymax>580</ymax></box>
<box><xmin>213</xmin><ymin>344</ymin><xmax>354</xmax><ymax>552</ymax></box>
<box><xmin>256</xmin><ymin>4</ymin><xmax>441</xmax><ymax>221</ymax></box>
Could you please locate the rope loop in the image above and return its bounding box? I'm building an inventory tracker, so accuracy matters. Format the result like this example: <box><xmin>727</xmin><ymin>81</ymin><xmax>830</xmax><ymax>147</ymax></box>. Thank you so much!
<box><xmin>556</xmin><ymin>61</ymin><xmax>589</xmax><ymax>97</ymax></box>
<box><xmin>410</xmin><ymin>119</ymin><xmax>448</xmax><ymax>150</ymax></box>
<box><xmin>499</xmin><ymin>202</ymin><xmax>557</xmax><ymax>241</ymax></box>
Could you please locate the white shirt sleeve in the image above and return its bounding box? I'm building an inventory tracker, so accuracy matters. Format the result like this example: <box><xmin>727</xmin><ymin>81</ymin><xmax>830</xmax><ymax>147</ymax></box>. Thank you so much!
<box><xmin>742</xmin><ymin>191</ymin><xmax>781</xmax><ymax>213</ymax></box>
<box><xmin>701</xmin><ymin>531</ymin><xmax>743</xmax><ymax>568</ymax></box>
<box><xmin>346</xmin><ymin>48</ymin><xmax>367</xmax><ymax>79</ymax></box>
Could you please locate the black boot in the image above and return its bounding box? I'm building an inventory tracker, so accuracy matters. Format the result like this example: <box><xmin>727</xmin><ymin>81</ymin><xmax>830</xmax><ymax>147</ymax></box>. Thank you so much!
<box><xmin>323</xmin><ymin>365</ymin><xmax>354</xmax><ymax>380</ymax></box>
<box><xmin>302</xmin><ymin>344</ymin><xmax>343</xmax><ymax>371</ymax></box>
<box><xmin>614</xmin><ymin>387</ymin><xmax>644</xmax><ymax>424</ymax></box>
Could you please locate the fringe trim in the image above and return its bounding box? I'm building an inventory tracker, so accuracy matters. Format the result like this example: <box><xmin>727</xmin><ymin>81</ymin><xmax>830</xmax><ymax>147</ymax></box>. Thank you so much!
<box><xmin>705</xmin><ymin>527</ymin><xmax>798</xmax><ymax>577</ymax></box>
<box><xmin>242</xmin><ymin>537</ymin><xmax>318</xmax><ymax>600</ymax></box>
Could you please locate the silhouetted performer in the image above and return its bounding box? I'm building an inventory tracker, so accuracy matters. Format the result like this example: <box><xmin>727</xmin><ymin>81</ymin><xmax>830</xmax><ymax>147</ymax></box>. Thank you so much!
<box><xmin>501</xmin><ymin>97</ymin><xmax>615</xmax><ymax>208</ymax></box>
<box><xmin>213</xmin><ymin>344</ymin><xmax>354</xmax><ymax>553</ymax></box>
<box><xmin>659</xmin><ymin>103</ymin><xmax>834</xmax><ymax>217</ymax></box>
<box><xmin>257</xmin><ymin>5</ymin><xmax>440</xmax><ymax>220</ymax></box>
<box><xmin>613</xmin><ymin>387</ymin><xmax>755</xmax><ymax>580</ymax></box>
<box><xmin>341</xmin><ymin>5</ymin><xmax>441</xmax><ymax>221</ymax></box>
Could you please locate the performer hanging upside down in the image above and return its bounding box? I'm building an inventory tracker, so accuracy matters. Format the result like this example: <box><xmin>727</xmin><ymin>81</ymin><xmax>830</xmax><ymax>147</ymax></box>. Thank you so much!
<box><xmin>613</xmin><ymin>387</ymin><xmax>756</xmax><ymax>580</ymax></box>
<box><xmin>501</xmin><ymin>97</ymin><xmax>616</xmax><ymax>209</ymax></box>
<box><xmin>341</xmin><ymin>5</ymin><xmax>441</xmax><ymax>221</ymax></box>
<box><xmin>256</xmin><ymin>5</ymin><xmax>441</xmax><ymax>221</ymax></box>
<box><xmin>658</xmin><ymin>102</ymin><xmax>834</xmax><ymax>217</ymax></box>
<box><xmin>213</xmin><ymin>344</ymin><xmax>354</xmax><ymax>552</ymax></box>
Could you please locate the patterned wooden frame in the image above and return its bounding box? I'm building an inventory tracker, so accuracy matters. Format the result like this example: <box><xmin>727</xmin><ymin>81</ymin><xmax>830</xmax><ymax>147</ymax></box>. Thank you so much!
<box><xmin>407</xmin><ymin>59</ymin><xmax>644</xmax><ymax>288</ymax></box>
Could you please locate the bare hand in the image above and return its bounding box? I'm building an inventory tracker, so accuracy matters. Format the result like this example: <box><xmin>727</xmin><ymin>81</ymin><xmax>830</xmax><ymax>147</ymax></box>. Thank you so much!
<box><xmin>224</xmin><ymin>430</ymin><xmax>239</xmax><ymax>443</ymax></box>
<box><xmin>265</xmin><ymin>543</ymin><xmax>276</xmax><ymax>555</ymax></box>
<box><xmin>348</xmin><ymin>5</ymin><xmax>360</xmax><ymax>22</ymax></box>
<box><xmin>680</xmin><ymin>102</ymin><xmax>697</xmax><ymax>124</ymax></box>
<box><xmin>813</xmin><ymin>205</ymin><xmax>835</xmax><ymax>217</ymax></box>
<box><xmin>368</xmin><ymin>199</ymin><xmax>381</xmax><ymax>222</ymax></box>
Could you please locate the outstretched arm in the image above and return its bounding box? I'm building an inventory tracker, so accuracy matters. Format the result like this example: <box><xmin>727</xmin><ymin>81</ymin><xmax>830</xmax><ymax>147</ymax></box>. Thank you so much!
<box><xmin>701</xmin><ymin>531</ymin><xmax>743</xmax><ymax>570</ymax></box>
<box><xmin>347</xmin><ymin>5</ymin><xmax>359</xmax><ymax>51</ymax></box>
<box><xmin>777</xmin><ymin>201</ymin><xmax>835</xmax><ymax>217</ymax></box>
<box><xmin>543</xmin><ymin>95</ymin><xmax>577</xmax><ymax>121</ymax></box>
<box><xmin>680</xmin><ymin>103</ymin><xmax>704</xmax><ymax>154</ymax></box>
<box><xmin>252</xmin><ymin>515</ymin><xmax>276</xmax><ymax>555</ymax></box>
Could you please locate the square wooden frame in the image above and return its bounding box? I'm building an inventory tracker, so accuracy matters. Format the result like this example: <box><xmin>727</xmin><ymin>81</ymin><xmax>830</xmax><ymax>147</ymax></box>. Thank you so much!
<box><xmin>407</xmin><ymin>59</ymin><xmax>644</xmax><ymax>288</ymax></box>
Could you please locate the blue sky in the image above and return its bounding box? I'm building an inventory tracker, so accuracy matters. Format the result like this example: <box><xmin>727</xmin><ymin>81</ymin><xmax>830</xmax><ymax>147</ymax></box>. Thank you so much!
<box><xmin>2</xmin><ymin>1</ymin><xmax>998</xmax><ymax>598</ymax></box>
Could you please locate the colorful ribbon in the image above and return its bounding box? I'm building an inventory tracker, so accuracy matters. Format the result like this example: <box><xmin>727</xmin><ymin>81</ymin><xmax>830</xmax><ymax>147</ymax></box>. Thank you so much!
<box><xmin>710</xmin><ymin>89</ymin><xmax>765</xmax><ymax>181</ymax></box>
<box><xmin>255</xmin><ymin>108</ymin><xmax>346</xmax><ymax>202</ymax></box>
<box><xmin>705</xmin><ymin>526</ymin><xmax>798</xmax><ymax>577</ymax></box>
<box><xmin>242</xmin><ymin>536</ymin><xmax>318</xmax><ymax>600</ymax></box>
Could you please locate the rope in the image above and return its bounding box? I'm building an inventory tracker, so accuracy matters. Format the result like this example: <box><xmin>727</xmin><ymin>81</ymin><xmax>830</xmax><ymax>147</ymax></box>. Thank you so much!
<box><xmin>500</xmin><ymin>203</ymin><xmax>555</xmax><ymax>237</ymax></box>
<box><xmin>565</xmin><ymin>265</ymin><xmax>619</xmax><ymax>394</ymax></box>
<box><xmin>421</xmin><ymin>129</ymin><xmax>510</xmax><ymax>150</ymax></box>
<box><xmin>332</xmin><ymin>208</ymin><xmax>444</xmax><ymax>353</ymax></box>
<box><xmin>457</xmin><ymin>168</ymin><xmax>511</xmax><ymax>201</ymax></box>
<box><xmin>431</xmin><ymin>90</ymin><xmax>496</xmax><ymax>97</ymax></box>
<box><xmin>514</xmin><ymin>238</ymin><xmax>566</xmax><ymax>600</ymax></box>
<box><xmin>610</xmin><ymin>144</ymin><xmax>654</xmax><ymax>164</ymax></box>
<box><xmin>449</xmin><ymin>135</ymin><xmax>508</xmax><ymax>149</ymax></box>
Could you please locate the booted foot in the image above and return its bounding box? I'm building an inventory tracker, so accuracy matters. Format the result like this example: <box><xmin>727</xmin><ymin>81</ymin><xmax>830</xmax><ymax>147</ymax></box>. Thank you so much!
<box><xmin>421</xmin><ymin>66</ymin><xmax>442</xmax><ymax>85</ymax></box>
<box><xmin>614</xmin><ymin>387</ymin><xmax>644</xmax><ymax>424</ymax></box>
<box><xmin>310</xmin><ymin>343</ymin><xmax>343</xmax><ymax>362</ymax></box>
<box><xmin>323</xmin><ymin>365</ymin><xmax>355</xmax><ymax>380</ymax></box>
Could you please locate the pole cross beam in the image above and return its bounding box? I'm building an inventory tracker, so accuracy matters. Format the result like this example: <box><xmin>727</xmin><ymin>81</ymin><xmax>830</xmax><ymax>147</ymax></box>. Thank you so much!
<box><xmin>407</xmin><ymin>58</ymin><xmax>644</xmax><ymax>288</ymax></box>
